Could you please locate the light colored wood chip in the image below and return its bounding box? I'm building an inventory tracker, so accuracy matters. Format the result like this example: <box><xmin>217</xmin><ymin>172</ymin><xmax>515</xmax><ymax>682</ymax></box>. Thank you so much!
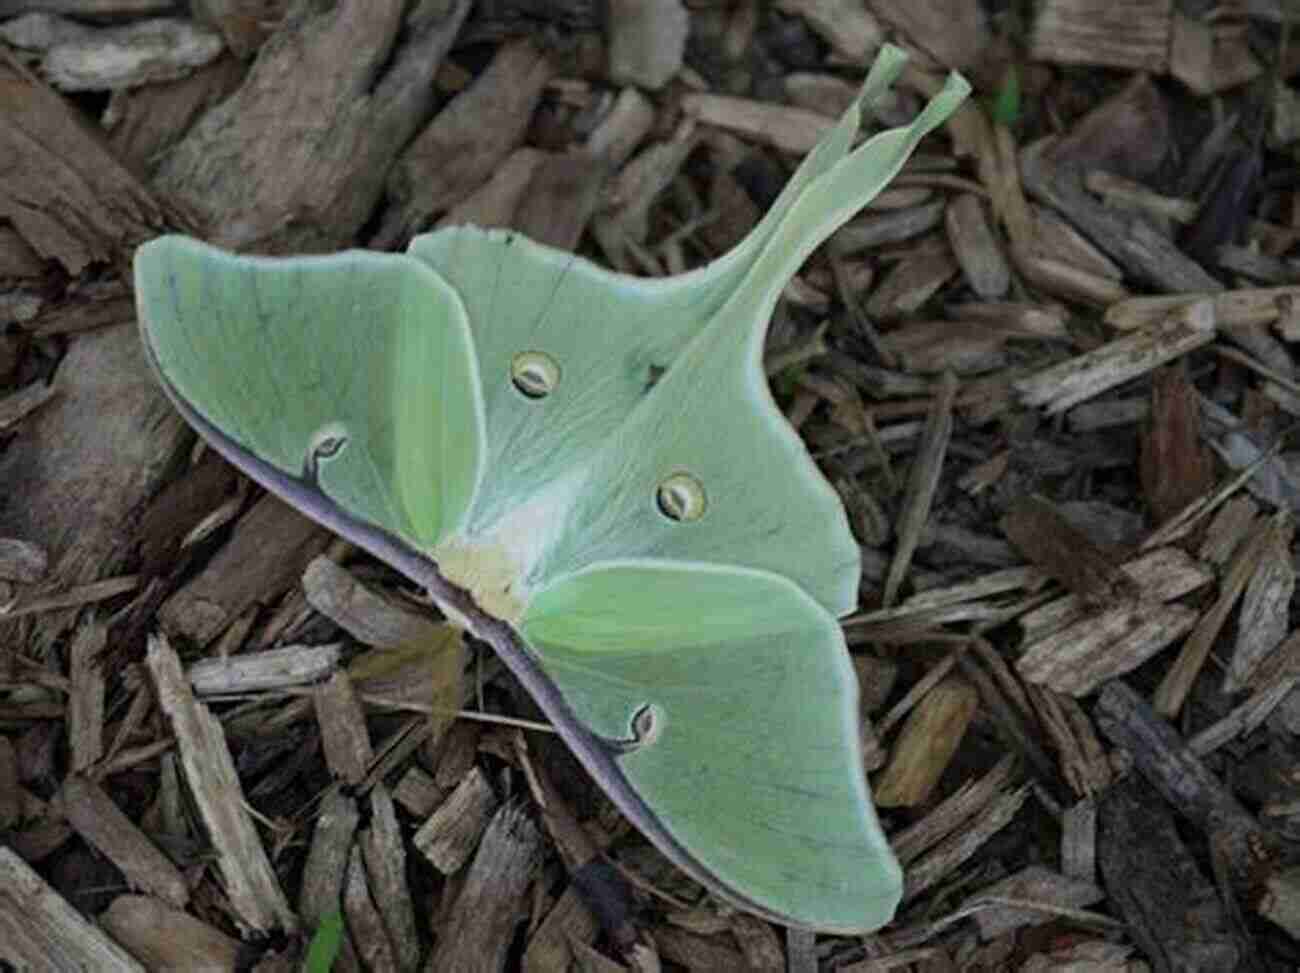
<box><xmin>188</xmin><ymin>642</ymin><xmax>341</xmax><ymax>695</ymax></box>
<box><xmin>1016</xmin><ymin>299</ymin><xmax>1216</xmax><ymax>414</ymax></box>
<box><xmin>773</xmin><ymin>0</ymin><xmax>884</xmax><ymax>65</ymax></box>
<box><xmin>1061</xmin><ymin>798</ymin><xmax>1097</xmax><ymax>884</ymax></box>
<box><xmin>147</xmin><ymin>633</ymin><xmax>295</xmax><ymax>933</ymax></box>
<box><xmin>314</xmin><ymin>671</ymin><xmax>373</xmax><ymax>787</ymax></box>
<box><xmin>875</xmin><ymin>675</ymin><xmax>980</xmax><ymax>807</ymax></box>
<box><xmin>66</xmin><ymin>615</ymin><xmax>104</xmax><ymax>771</ymax></box>
<box><xmin>1198</xmin><ymin>494</ymin><xmax>1259</xmax><ymax>567</ymax></box>
<box><xmin>302</xmin><ymin>556</ymin><xmax>442</xmax><ymax>649</ymax></box>
<box><xmin>394</xmin><ymin>766</ymin><xmax>443</xmax><ymax>818</ymax></box>
<box><xmin>428</xmin><ymin>802</ymin><xmax>543</xmax><ymax>972</ymax></box>
<box><xmin>835</xmin><ymin>200</ymin><xmax>946</xmax><ymax>253</ymax></box>
<box><xmin>606</xmin><ymin>0</ymin><xmax>687</xmax><ymax>89</ymax></box>
<box><xmin>1030</xmin><ymin>0</ymin><xmax>1171</xmax><ymax>70</ymax></box>
<box><xmin>865</xmin><ymin>250</ymin><xmax>960</xmax><ymax>319</ymax></box>
<box><xmin>1107</xmin><ymin>285</ymin><xmax>1300</xmax><ymax>331</ymax></box>
<box><xmin>1019</xmin><ymin>600</ymin><xmax>1198</xmax><ymax>696</ymax></box>
<box><xmin>0</xmin><ymin>845</ymin><xmax>145</xmax><ymax>972</ymax></box>
<box><xmin>680</xmin><ymin>92</ymin><xmax>836</xmax><ymax>156</ymax></box>
<box><xmin>299</xmin><ymin>788</ymin><xmax>360</xmax><ymax>927</ymax></box>
<box><xmin>100</xmin><ymin>895</ymin><xmax>242</xmax><ymax>971</ymax></box>
<box><xmin>945</xmin><ymin>193</ymin><xmax>1010</xmax><ymax>298</ymax></box>
<box><xmin>361</xmin><ymin>785</ymin><xmax>421</xmax><ymax>973</ymax></box>
<box><xmin>1226</xmin><ymin>514</ymin><xmax>1294</xmax><ymax>692</ymax></box>
<box><xmin>414</xmin><ymin>765</ymin><xmax>499</xmax><ymax>874</ymax></box>
<box><xmin>30</xmin><ymin>16</ymin><xmax>224</xmax><ymax>91</ymax></box>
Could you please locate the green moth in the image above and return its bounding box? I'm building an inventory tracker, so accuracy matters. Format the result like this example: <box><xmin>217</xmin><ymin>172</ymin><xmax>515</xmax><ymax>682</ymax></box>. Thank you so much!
<box><xmin>134</xmin><ymin>47</ymin><xmax>968</xmax><ymax>933</ymax></box>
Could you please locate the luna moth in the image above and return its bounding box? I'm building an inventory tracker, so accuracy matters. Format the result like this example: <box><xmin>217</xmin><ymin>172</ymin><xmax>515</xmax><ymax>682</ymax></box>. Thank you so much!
<box><xmin>133</xmin><ymin>46</ymin><xmax>968</xmax><ymax>933</ymax></box>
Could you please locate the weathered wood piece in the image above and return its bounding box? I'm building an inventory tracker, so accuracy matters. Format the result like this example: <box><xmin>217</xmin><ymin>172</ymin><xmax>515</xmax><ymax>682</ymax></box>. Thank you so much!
<box><xmin>61</xmin><ymin>772</ymin><xmax>189</xmax><ymax>907</ymax></box>
<box><xmin>414</xmin><ymin>765</ymin><xmax>498</xmax><ymax>874</ymax></box>
<box><xmin>99</xmin><ymin>896</ymin><xmax>242</xmax><ymax>972</ymax></box>
<box><xmin>945</xmin><ymin>193</ymin><xmax>1009</xmax><ymax>298</ymax></box>
<box><xmin>147</xmin><ymin>633</ymin><xmax>295</xmax><ymax>933</ymax></box>
<box><xmin>875</xmin><ymin>675</ymin><xmax>979</xmax><ymax>806</ymax></box>
<box><xmin>0</xmin><ymin>845</ymin><xmax>145</xmax><ymax>972</ymax></box>
<box><xmin>606</xmin><ymin>0</ymin><xmax>687</xmax><ymax>89</ymax></box>
<box><xmin>303</xmin><ymin>556</ymin><xmax>442</xmax><ymax>649</ymax></box>
<box><xmin>1015</xmin><ymin>300</ymin><xmax>1216</xmax><ymax>414</ymax></box>
<box><xmin>0</xmin><ymin>326</ymin><xmax>188</xmax><ymax>653</ymax></box>
<box><xmin>157</xmin><ymin>0</ymin><xmax>472</xmax><ymax>250</ymax></box>
<box><xmin>361</xmin><ymin>785</ymin><xmax>421</xmax><ymax>973</ymax></box>
<box><xmin>160</xmin><ymin>494</ymin><xmax>330</xmax><ymax>645</ymax></box>
<box><xmin>427</xmin><ymin>802</ymin><xmax>543</xmax><ymax>973</ymax></box>
<box><xmin>1030</xmin><ymin>0</ymin><xmax>1171</xmax><ymax>71</ymax></box>
<box><xmin>773</xmin><ymin>0</ymin><xmax>883</xmax><ymax>66</ymax></box>
<box><xmin>375</xmin><ymin>38</ymin><xmax>554</xmax><ymax>248</ymax></box>
<box><xmin>1098</xmin><ymin>779</ymin><xmax>1241</xmax><ymax>971</ymax></box>
<box><xmin>188</xmin><ymin>642</ymin><xmax>341</xmax><ymax>694</ymax></box>
<box><xmin>3</xmin><ymin>13</ymin><xmax>224</xmax><ymax>90</ymax></box>
<box><xmin>0</xmin><ymin>52</ymin><xmax>172</xmax><ymax>274</ymax></box>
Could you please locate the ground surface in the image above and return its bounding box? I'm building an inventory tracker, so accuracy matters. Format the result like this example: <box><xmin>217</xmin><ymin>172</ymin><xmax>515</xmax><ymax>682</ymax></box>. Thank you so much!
<box><xmin>4</xmin><ymin>1</ymin><xmax>1300</xmax><ymax>971</ymax></box>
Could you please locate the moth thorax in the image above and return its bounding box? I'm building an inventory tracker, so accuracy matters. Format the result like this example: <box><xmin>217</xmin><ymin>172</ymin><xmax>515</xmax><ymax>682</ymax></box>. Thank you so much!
<box><xmin>434</xmin><ymin>536</ymin><xmax>526</xmax><ymax>627</ymax></box>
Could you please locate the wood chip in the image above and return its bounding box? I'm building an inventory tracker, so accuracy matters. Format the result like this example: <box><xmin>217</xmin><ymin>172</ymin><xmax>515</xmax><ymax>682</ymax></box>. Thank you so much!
<box><xmin>414</xmin><ymin>765</ymin><xmax>499</xmax><ymax>874</ymax></box>
<box><xmin>315</xmin><ymin>671</ymin><xmax>373</xmax><ymax>787</ymax></box>
<box><xmin>343</xmin><ymin>843</ymin><xmax>399</xmax><ymax>972</ymax></box>
<box><xmin>875</xmin><ymin>675</ymin><xmax>979</xmax><ymax>807</ymax></box>
<box><xmin>99</xmin><ymin>895</ymin><xmax>242</xmax><ymax>972</ymax></box>
<box><xmin>157</xmin><ymin>0</ymin><xmax>472</xmax><ymax>250</ymax></box>
<box><xmin>965</xmin><ymin>865</ymin><xmax>1103</xmax><ymax>939</ymax></box>
<box><xmin>945</xmin><ymin>193</ymin><xmax>1009</xmax><ymax>299</ymax></box>
<box><xmin>1014</xmin><ymin>299</ymin><xmax>1216</xmax><ymax>414</ymax></box>
<box><xmin>375</xmin><ymin>38</ymin><xmax>554</xmax><ymax>248</ymax></box>
<box><xmin>522</xmin><ymin>885</ymin><xmax>599</xmax><ymax>972</ymax></box>
<box><xmin>361</xmin><ymin>785</ymin><xmax>421</xmax><ymax>972</ymax></box>
<box><xmin>865</xmin><ymin>250</ymin><xmax>960</xmax><ymax>319</ymax></box>
<box><xmin>188</xmin><ymin>642</ymin><xmax>341</xmax><ymax>694</ymax></box>
<box><xmin>1226</xmin><ymin>513</ymin><xmax>1295</xmax><ymax>692</ymax></box>
<box><xmin>1030</xmin><ymin>0</ymin><xmax>1171</xmax><ymax>71</ymax></box>
<box><xmin>160</xmin><ymin>495</ymin><xmax>331</xmax><ymax>645</ymax></box>
<box><xmin>680</xmin><ymin>92</ymin><xmax>836</xmax><ymax>156</ymax></box>
<box><xmin>883</xmin><ymin>372</ymin><xmax>958</xmax><ymax>606</ymax></box>
<box><xmin>0</xmin><ymin>53</ymin><xmax>170</xmax><ymax>273</ymax></box>
<box><xmin>1098</xmin><ymin>779</ymin><xmax>1241</xmax><ymax>970</ymax></box>
<box><xmin>1140</xmin><ymin>361</ymin><xmax>1216</xmax><ymax>524</ymax></box>
<box><xmin>66</xmin><ymin>615</ymin><xmax>104</xmax><ymax>771</ymax></box>
<box><xmin>0</xmin><ymin>381</ymin><xmax>57</xmax><ymax>433</ymax></box>
<box><xmin>427</xmin><ymin>802</ymin><xmax>543</xmax><ymax>973</ymax></box>
<box><xmin>147</xmin><ymin>633</ymin><xmax>295</xmax><ymax>933</ymax></box>
<box><xmin>773</xmin><ymin>0</ymin><xmax>883</xmax><ymax>66</ymax></box>
<box><xmin>0</xmin><ymin>326</ymin><xmax>187</xmax><ymax>654</ymax></box>
<box><xmin>1001</xmin><ymin>494</ymin><xmax>1136</xmax><ymax>610</ymax></box>
<box><xmin>299</xmin><ymin>788</ymin><xmax>360</xmax><ymax>928</ymax></box>
<box><xmin>61</xmin><ymin>773</ymin><xmax>189</xmax><ymax>908</ymax></box>
<box><xmin>606</xmin><ymin>0</ymin><xmax>687</xmax><ymax>89</ymax></box>
<box><xmin>13</xmin><ymin>15</ymin><xmax>225</xmax><ymax>91</ymax></box>
<box><xmin>302</xmin><ymin>555</ymin><xmax>442</xmax><ymax>649</ymax></box>
<box><xmin>0</xmin><ymin>845</ymin><xmax>144</xmax><ymax>972</ymax></box>
<box><xmin>903</xmin><ymin>784</ymin><xmax>1030</xmax><ymax>902</ymax></box>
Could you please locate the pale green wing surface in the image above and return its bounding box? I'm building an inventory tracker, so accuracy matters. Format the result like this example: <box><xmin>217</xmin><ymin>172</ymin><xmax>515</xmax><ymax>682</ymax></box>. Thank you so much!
<box><xmin>522</xmin><ymin>72</ymin><xmax>971</xmax><ymax>615</ymax></box>
<box><xmin>520</xmin><ymin>560</ymin><xmax>900</xmax><ymax>933</ymax></box>
<box><xmin>404</xmin><ymin>46</ymin><xmax>942</xmax><ymax>546</ymax></box>
<box><xmin>134</xmin><ymin>236</ymin><xmax>484</xmax><ymax>548</ymax></box>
